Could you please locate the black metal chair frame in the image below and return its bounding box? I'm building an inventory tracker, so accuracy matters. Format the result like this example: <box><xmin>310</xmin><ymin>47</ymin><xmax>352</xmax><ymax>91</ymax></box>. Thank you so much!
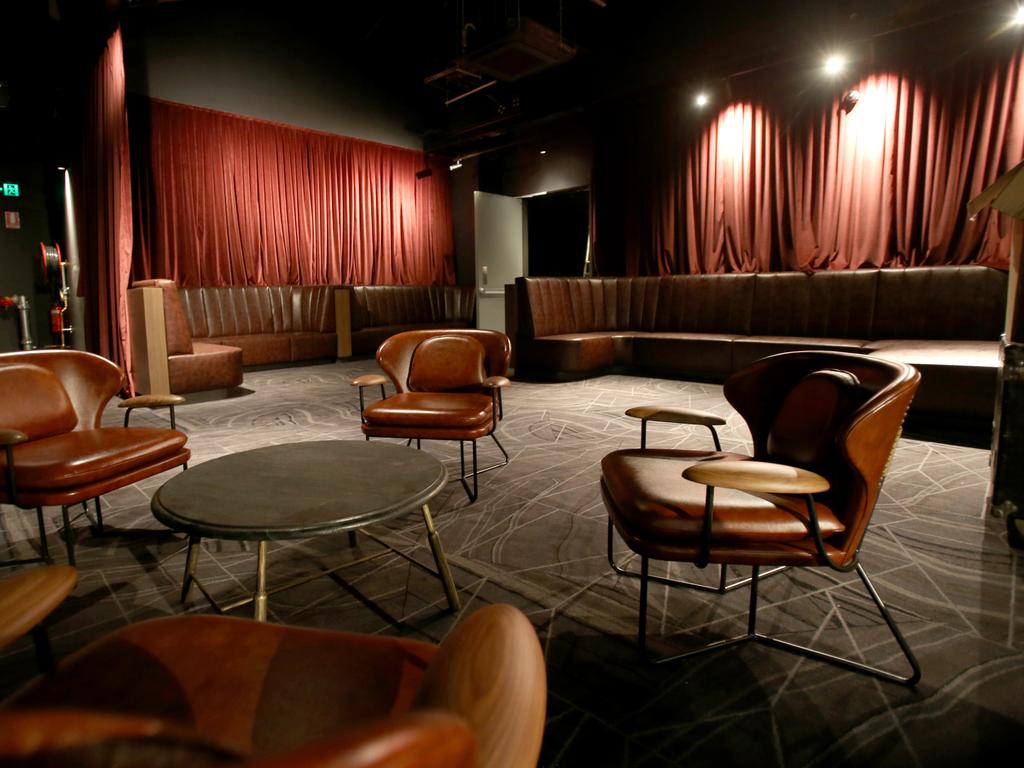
<box><xmin>633</xmin><ymin>487</ymin><xmax>922</xmax><ymax>686</ymax></box>
<box><xmin>358</xmin><ymin>381</ymin><xmax>509</xmax><ymax>503</ymax></box>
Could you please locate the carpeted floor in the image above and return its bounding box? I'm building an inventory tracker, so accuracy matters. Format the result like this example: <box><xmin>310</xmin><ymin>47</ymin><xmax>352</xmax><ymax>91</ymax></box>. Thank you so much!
<box><xmin>2</xmin><ymin>359</ymin><xmax>1022</xmax><ymax>766</ymax></box>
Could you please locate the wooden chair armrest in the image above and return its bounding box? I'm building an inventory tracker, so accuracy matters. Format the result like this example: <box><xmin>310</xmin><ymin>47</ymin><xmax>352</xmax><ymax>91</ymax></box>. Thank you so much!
<box><xmin>0</xmin><ymin>429</ymin><xmax>28</xmax><ymax>447</ymax></box>
<box><xmin>352</xmin><ymin>373</ymin><xmax>389</xmax><ymax>388</ymax></box>
<box><xmin>118</xmin><ymin>394</ymin><xmax>186</xmax><ymax>409</ymax></box>
<box><xmin>0</xmin><ymin>566</ymin><xmax>77</xmax><ymax>653</ymax></box>
<box><xmin>119</xmin><ymin>395</ymin><xmax>185</xmax><ymax>429</ymax></box>
<box><xmin>483</xmin><ymin>375</ymin><xmax>510</xmax><ymax>388</ymax></box>
<box><xmin>245</xmin><ymin>711</ymin><xmax>474</xmax><ymax>768</ymax></box>
<box><xmin>682</xmin><ymin>460</ymin><xmax>829</xmax><ymax>495</ymax></box>
<box><xmin>625</xmin><ymin>406</ymin><xmax>726</xmax><ymax>427</ymax></box>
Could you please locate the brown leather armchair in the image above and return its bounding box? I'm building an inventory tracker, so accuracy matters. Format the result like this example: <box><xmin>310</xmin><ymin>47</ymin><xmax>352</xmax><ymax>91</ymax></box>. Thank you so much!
<box><xmin>0</xmin><ymin>350</ymin><xmax>190</xmax><ymax>566</ymax></box>
<box><xmin>353</xmin><ymin>330</ymin><xmax>512</xmax><ymax>503</ymax></box>
<box><xmin>600</xmin><ymin>350</ymin><xmax>922</xmax><ymax>684</ymax></box>
<box><xmin>0</xmin><ymin>603</ymin><xmax>547</xmax><ymax>768</ymax></box>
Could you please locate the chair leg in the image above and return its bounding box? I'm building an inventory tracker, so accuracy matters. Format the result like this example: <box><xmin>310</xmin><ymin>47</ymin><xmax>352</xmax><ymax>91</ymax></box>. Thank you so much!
<box><xmin>458</xmin><ymin>440</ymin><xmax>479</xmax><ymax>503</ymax></box>
<box><xmin>30</xmin><ymin>624</ymin><xmax>55</xmax><ymax>673</ymax></box>
<box><xmin>36</xmin><ymin>507</ymin><xmax>51</xmax><ymax>563</ymax></box>
<box><xmin>84</xmin><ymin>498</ymin><xmax>104</xmax><ymax>535</ymax></box>
<box><xmin>607</xmin><ymin>519</ymin><xmax>786</xmax><ymax>594</ymax></box>
<box><xmin>633</xmin><ymin>556</ymin><xmax>921</xmax><ymax>684</ymax></box>
<box><xmin>181</xmin><ymin>535</ymin><xmax>201</xmax><ymax>603</ymax></box>
<box><xmin>60</xmin><ymin>505</ymin><xmax>75</xmax><ymax>566</ymax></box>
<box><xmin>421</xmin><ymin>503</ymin><xmax>460</xmax><ymax>611</ymax></box>
<box><xmin>753</xmin><ymin>564</ymin><xmax>922</xmax><ymax>686</ymax></box>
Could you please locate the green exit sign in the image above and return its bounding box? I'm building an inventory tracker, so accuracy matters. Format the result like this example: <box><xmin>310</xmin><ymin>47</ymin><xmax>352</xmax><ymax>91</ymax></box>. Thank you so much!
<box><xmin>2</xmin><ymin>183</ymin><xmax>18</xmax><ymax>197</ymax></box>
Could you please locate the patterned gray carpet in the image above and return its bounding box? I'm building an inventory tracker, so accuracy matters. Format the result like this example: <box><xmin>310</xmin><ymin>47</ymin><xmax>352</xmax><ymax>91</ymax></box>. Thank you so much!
<box><xmin>2</xmin><ymin>359</ymin><xmax>1022</xmax><ymax>766</ymax></box>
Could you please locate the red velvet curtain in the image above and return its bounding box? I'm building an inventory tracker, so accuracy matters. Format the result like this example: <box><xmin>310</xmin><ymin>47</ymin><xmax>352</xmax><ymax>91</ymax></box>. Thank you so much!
<box><xmin>78</xmin><ymin>26</ymin><xmax>134</xmax><ymax>386</ymax></box>
<box><xmin>131</xmin><ymin>100</ymin><xmax>455</xmax><ymax>287</ymax></box>
<box><xmin>593</xmin><ymin>51</ymin><xmax>1024</xmax><ymax>275</ymax></box>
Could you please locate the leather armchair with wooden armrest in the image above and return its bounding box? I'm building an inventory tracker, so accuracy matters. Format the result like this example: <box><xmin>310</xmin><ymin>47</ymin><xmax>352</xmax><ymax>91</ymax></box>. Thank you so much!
<box><xmin>1</xmin><ymin>603</ymin><xmax>546</xmax><ymax>768</ymax></box>
<box><xmin>600</xmin><ymin>350</ymin><xmax>922</xmax><ymax>684</ymax></box>
<box><xmin>353</xmin><ymin>330</ymin><xmax>512</xmax><ymax>503</ymax></box>
<box><xmin>0</xmin><ymin>350</ymin><xmax>190</xmax><ymax>566</ymax></box>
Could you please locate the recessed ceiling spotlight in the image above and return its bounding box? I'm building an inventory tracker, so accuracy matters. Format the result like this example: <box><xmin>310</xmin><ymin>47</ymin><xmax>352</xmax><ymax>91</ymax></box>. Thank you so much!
<box><xmin>695</xmin><ymin>92</ymin><xmax>710</xmax><ymax>108</ymax></box>
<box><xmin>539</xmin><ymin>150</ymin><xmax>547</xmax><ymax>155</ymax></box>
<box><xmin>823</xmin><ymin>54</ymin><xmax>846</xmax><ymax>76</ymax></box>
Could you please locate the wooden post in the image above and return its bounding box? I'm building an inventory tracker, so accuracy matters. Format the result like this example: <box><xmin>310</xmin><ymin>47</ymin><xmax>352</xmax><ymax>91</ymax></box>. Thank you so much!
<box><xmin>126</xmin><ymin>285</ymin><xmax>170</xmax><ymax>395</ymax></box>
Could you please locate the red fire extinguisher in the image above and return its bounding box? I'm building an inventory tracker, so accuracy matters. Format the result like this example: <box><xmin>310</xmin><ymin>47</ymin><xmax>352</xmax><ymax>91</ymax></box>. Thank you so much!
<box><xmin>50</xmin><ymin>303</ymin><xmax>64</xmax><ymax>336</ymax></box>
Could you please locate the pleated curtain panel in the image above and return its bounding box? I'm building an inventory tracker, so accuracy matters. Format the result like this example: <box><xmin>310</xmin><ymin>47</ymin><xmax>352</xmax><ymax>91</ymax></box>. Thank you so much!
<box><xmin>592</xmin><ymin>49</ymin><xmax>1024</xmax><ymax>276</ymax></box>
<box><xmin>129</xmin><ymin>98</ymin><xmax>455</xmax><ymax>288</ymax></box>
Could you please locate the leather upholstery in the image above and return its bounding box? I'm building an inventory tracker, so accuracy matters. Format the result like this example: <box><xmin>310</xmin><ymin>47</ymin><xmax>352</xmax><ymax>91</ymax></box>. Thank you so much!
<box><xmin>0</xmin><ymin>364</ymin><xmax>78</xmax><ymax>440</ymax></box>
<box><xmin>515</xmin><ymin>267</ymin><xmax>1005</xmax><ymax>420</ymax></box>
<box><xmin>348</xmin><ymin>286</ymin><xmax>476</xmax><ymax>356</ymax></box>
<box><xmin>407</xmin><ymin>336</ymin><xmax>486</xmax><ymax>392</ymax></box>
<box><xmin>362</xmin><ymin>331</ymin><xmax>509</xmax><ymax>441</ymax></box>
<box><xmin>132</xmin><ymin>280</ymin><xmax>244</xmax><ymax>394</ymax></box>
<box><xmin>376</xmin><ymin>329</ymin><xmax>511</xmax><ymax>396</ymax></box>
<box><xmin>0</xmin><ymin>350</ymin><xmax>190</xmax><ymax>509</ymax></box>
<box><xmin>178</xmin><ymin>285</ymin><xmax>339</xmax><ymax>366</ymax></box>
<box><xmin>4</xmin><ymin>604</ymin><xmax>546</xmax><ymax>768</ymax></box>
<box><xmin>601</xmin><ymin>351</ymin><xmax>920</xmax><ymax>569</ymax></box>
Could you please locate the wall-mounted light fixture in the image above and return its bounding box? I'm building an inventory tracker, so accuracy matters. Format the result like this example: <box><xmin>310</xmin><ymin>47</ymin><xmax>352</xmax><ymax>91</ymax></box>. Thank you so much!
<box><xmin>694</xmin><ymin>92</ymin><xmax>710</xmax><ymax>108</ymax></box>
<box><xmin>840</xmin><ymin>89</ymin><xmax>861</xmax><ymax>113</ymax></box>
<box><xmin>449</xmin><ymin>159</ymin><xmax>463</xmax><ymax>171</ymax></box>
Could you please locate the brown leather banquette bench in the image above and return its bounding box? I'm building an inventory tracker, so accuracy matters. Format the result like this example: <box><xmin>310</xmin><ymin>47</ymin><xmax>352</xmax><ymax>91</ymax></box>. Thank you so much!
<box><xmin>347</xmin><ymin>284</ymin><xmax>477</xmax><ymax>356</ymax></box>
<box><xmin>515</xmin><ymin>266</ymin><xmax>1007</xmax><ymax>424</ymax></box>
<box><xmin>128</xmin><ymin>281</ymin><xmax>477</xmax><ymax>394</ymax></box>
<box><xmin>128</xmin><ymin>280</ymin><xmax>337</xmax><ymax>394</ymax></box>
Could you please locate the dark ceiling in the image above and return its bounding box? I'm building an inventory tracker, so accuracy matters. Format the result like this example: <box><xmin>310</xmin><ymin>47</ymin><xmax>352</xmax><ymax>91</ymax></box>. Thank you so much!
<box><xmin>1</xmin><ymin>0</ymin><xmax>1014</xmax><ymax>160</ymax></box>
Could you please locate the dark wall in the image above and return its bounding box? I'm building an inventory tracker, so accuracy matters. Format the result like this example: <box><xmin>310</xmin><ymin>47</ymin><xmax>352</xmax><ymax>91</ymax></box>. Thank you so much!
<box><xmin>121</xmin><ymin>2</ymin><xmax>426</xmax><ymax>150</ymax></box>
<box><xmin>0</xmin><ymin>3</ymin><xmax>65</xmax><ymax>353</ymax></box>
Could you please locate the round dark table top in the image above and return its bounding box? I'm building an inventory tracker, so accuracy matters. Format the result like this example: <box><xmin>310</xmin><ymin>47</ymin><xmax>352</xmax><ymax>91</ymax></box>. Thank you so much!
<box><xmin>151</xmin><ymin>440</ymin><xmax>447</xmax><ymax>540</ymax></box>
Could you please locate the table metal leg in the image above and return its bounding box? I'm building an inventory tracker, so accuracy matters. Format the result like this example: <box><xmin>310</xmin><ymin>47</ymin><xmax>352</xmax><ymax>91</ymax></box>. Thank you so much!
<box><xmin>181</xmin><ymin>535</ymin><xmax>201</xmax><ymax>603</ymax></box>
<box><xmin>421</xmin><ymin>504</ymin><xmax>459</xmax><ymax>611</ymax></box>
<box><xmin>254</xmin><ymin>540</ymin><xmax>268</xmax><ymax>622</ymax></box>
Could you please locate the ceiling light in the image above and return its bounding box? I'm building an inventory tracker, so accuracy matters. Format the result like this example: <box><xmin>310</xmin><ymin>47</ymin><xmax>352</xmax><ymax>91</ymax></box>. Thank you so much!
<box><xmin>695</xmin><ymin>92</ymin><xmax>709</xmax><ymax>108</ymax></box>
<box><xmin>1015</xmin><ymin>5</ymin><xmax>1024</xmax><ymax>25</ymax></box>
<box><xmin>539</xmin><ymin>150</ymin><xmax>547</xmax><ymax>155</ymax></box>
<box><xmin>449</xmin><ymin>160</ymin><xmax>463</xmax><ymax>171</ymax></box>
<box><xmin>823</xmin><ymin>54</ymin><xmax>846</xmax><ymax>76</ymax></box>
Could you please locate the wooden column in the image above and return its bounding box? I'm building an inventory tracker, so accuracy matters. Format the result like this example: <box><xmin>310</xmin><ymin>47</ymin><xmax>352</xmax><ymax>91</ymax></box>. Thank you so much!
<box><xmin>126</xmin><ymin>285</ymin><xmax>170</xmax><ymax>395</ymax></box>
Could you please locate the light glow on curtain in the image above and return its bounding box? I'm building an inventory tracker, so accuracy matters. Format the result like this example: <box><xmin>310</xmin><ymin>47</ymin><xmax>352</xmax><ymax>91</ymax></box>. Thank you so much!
<box><xmin>594</xmin><ymin>51</ymin><xmax>1024</xmax><ymax>275</ymax></box>
<box><xmin>131</xmin><ymin>100</ymin><xmax>455</xmax><ymax>287</ymax></box>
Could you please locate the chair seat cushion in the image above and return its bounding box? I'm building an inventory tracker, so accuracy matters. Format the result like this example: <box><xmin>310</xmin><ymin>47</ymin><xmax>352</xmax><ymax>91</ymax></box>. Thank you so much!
<box><xmin>363</xmin><ymin>393</ymin><xmax>493</xmax><ymax>429</ymax></box>
<box><xmin>601</xmin><ymin>449</ymin><xmax>845</xmax><ymax>545</ymax></box>
<box><xmin>5</xmin><ymin>428</ymin><xmax>189</xmax><ymax>490</ymax></box>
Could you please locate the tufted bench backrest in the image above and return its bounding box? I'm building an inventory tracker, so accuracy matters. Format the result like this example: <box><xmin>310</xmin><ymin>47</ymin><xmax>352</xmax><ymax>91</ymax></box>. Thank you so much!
<box><xmin>177</xmin><ymin>285</ymin><xmax>337</xmax><ymax>339</ymax></box>
<box><xmin>348</xmin><ymin>285</ymin><xmax>476</xmax><ymax>331</ymax></box>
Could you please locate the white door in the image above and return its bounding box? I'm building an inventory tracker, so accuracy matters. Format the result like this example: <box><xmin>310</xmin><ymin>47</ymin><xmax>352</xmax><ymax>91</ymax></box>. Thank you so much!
<box><xmin>474</xmin><ymin>191</ymin><xmax>525</xmax><ymax>333</ymax></box>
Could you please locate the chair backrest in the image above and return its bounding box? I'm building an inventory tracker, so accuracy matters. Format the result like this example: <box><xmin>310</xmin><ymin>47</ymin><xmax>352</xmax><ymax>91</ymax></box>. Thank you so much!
<box><xmin>724</xmin><ymin>351</ymin><xmax>919</xmax><ymax>567</ymax></box>
<box><xmin>407</xmin><ymin>336</ymin><xmax>487</xmax><ymax>393</ymax></box>
<box><xmin>377</xmin><ymin>330</ymin><xmax>511</xmax><ymax>395</ymax></box>
<box><xmin>0</xmin><ymin>350</ymin><xmax>124</xmax><ymax>430</ymax></box>
<box><xmin>0</xmin><ymin>363</ymin><xmax>78</xmax><ymax>439</ymax></box>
